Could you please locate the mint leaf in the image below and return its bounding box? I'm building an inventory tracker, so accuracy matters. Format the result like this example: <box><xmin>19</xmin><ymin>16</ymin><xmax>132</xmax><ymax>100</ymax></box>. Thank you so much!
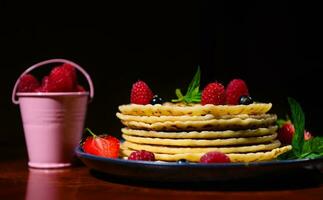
<box><xmin>172</xmin><ymin>67</ymin><xmax>201</xmax><ymax>103</ymax></box>
<box><xmin>173</xmin><ymin>89</ymin><xmax>184</xmax><ymax>102</ymax></box>
<box><xmin>187</xmin><ymin>66</ymin><xmax>200</xmax><ymax>94</ymax></box>
<box><xmin>299</xmin><ymin>152</ymin><xmax>323</xmax><ymax>159</ymax></box>
<box><xmin>306</xmin><ymin>137</ymin><xmax>323</xmax><ymax>154</ymax></box>
<box><xmin>278</xmin><ymin>150</ymin><xmax>297</xmax><ymax>160</ymax></box>
<box><xmin>302</xmin><ymin>140</ymin><xmax>312</xmax><ymax>154</ymax></box>
<box><xmin>279</xmin><ymin>98</ymin><xmax>323</xmax><ymax>160</ymax></box>
<box><xmin>288</xmin><ymin>97</ymin><xmax>305</xmax><ymax>157</ymax></box>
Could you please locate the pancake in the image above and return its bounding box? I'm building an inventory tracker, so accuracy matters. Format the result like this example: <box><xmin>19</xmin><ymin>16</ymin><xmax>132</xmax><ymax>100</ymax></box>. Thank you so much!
<box><xmin>121</xmin><ymin>145</ymin><xmax>292</xmax><ymax>162</ymax></box>
<box><xmin>122</xmin><ymin>133</ymin><xmax>277</xmax><ymax>146</ymax></box>
<box><xmin>117</xmin><ymin>113</ymin><xmax>272</xmax><ymax>123</ymax></box>
<box><xmin>121</xmin><ymin>114</ymin><xmax>277</xmax><ymax>131</ymax></box>
<box><xmin>122</xmin><ymin>140</ymin><xmax>282</xmax><ymax>154</ymax></box>
<box><xmin>119</xmin><ymin>102</ymin><xmax>272</xmax><ymax>117</ymax></box>
<box><xmin>121</xmin><ymin>126</ymin><xmax>278</xmax><ymax>139</ymax></box>
<box><xmin>117</xmin><ymin>113</ymin><xmax>216</xmax><ymax>123</ymax></box>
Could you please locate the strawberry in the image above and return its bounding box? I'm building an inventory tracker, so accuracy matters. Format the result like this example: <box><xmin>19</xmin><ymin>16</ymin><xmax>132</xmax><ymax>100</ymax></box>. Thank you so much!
<box><xmin>17</xmin><ymin>74</ymin><xmax>40</xmax><ymax>92</ymax></box>
<box><xmin>82</xmin><ymin>129</ymin><xmax>120</xmax><ymax>158</ymax></box>
<box><xmin>201</xmin><ymin>82</ymin><xmax>225</xmax><ymax>105</ymax></box>
<box><xmin>130</xmin><ymin>80</ymin><xmax>154</xmax><ymax>104</ymax></box>
<box><xmin>47</xmin><ymin>63</ymin><xmax>77</xmax><ymax>92</ymax></box>
<box><xmin>200</xmin><ymin>151</ymin><xmax>231</xmax><ymax>163</ymax></box>
<box><xmin>225</xmin><ymin>79</ymin><xmax>249</xmax><ymax>105</ymax></box>
<box><xmin>304</xmin><ymin>130</ymin><xmax>313</xmax><ymax>141</ymax></box>
<box><xmin>277</xmin><ymin>120</ymin><xmax>313</xmax><ymax>143</ymax></box>
<box><xmin>278</xmin><ymin>121</ymin><xmax>295</xmax><ymax>145</ymax></box>
<box><xmin>128</xmin><ymin>150</ymin><xmax>155</xmax><ymax>161</ymax></box>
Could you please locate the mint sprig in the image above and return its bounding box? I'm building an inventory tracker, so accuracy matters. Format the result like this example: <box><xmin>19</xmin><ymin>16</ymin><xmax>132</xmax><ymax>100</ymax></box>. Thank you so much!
<box><xmin>289</xmin><ymin>97</ymin><xmax>305</xmax><ymax>157</ymax></box>
<box><xmin>279</xmin><ymin>97</ymin><xmax>323</xmax><ymax>160</ymax></box>
<box><xmin>172</xmin><ymin>67</ymin><xmax>201</xmax><ymax>103</ymax></box>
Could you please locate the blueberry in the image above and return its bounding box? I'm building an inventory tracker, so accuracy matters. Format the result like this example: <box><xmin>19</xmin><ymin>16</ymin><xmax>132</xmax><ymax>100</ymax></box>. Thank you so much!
<box><xmin>177</xmin><ymin>159</ymin><xmax>188</xmax><ymax>164</ymax></box>
<box><xmin>239</xmin><ymin>95</ymin><xmax>254</xmax><ymax>105</ymax></box>
<box><xmin>151</xmin><ymin>95</ymin><xmax>165</xmax><ymax>105</ymax></box>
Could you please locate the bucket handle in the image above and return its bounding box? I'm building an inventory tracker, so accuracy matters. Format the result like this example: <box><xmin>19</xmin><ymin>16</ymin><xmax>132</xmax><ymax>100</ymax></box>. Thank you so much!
<box><xmin>12</xmin><ymin>58</ymin><xmax>94</xmax><ymax>104</ymax></box>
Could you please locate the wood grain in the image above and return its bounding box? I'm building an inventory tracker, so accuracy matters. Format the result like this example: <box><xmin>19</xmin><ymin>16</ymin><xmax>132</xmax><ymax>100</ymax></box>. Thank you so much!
<box><xmin>0</xmin><ymin>146</ymin><xmax>322</xmax><ymax>200</ymax></box>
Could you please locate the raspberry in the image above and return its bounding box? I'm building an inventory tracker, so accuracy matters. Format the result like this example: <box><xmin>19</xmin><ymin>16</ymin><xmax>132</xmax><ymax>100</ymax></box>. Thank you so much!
<box><xmin>225</xmin><ymin>79</ymin><xmax>249</xmax><ymax>105</ymax></box>
<box><xmin>200</xmin><ymin>151</ymin><xmax>231</xmax><ymax>163</ymax></box>
<box><xmin>201</xmin><ymin>82</ymin><xmax>225</xmax><ymax>105</ymax></box>
<box><xmin>278</xmin><ymin>122</ymin><xmax>295</xmax><ymax>145</ymax></box>
<box><xmin>17</xmin><ymin>74</ymin><xmax>40</xmax><ymax>92</ymax></box>
<box><xmin>75</xmin><ymin>85</ymin><xmax>86</xmax><ymax>92</ymax></box>
<box><xmin>128</xmin><ymin>150</ymin><xmax>155</xmax><ymax>161</ymax></box>
<box><xmin>130</xmin><ymin>80</ymin><xmax>154</xmax><ymax>104</ymax></box>
<box><xmin>47</xmin><ymin>63</ymin><xmax>77</xmax><ymax>92</ymax></box>
<box><xmin>35</xmin><ymin>76</ymin><xmax>50</xmax><ymax>92</ymax></box>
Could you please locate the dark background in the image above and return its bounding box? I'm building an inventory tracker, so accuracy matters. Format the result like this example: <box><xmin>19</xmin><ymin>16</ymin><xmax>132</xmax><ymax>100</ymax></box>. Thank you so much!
<box><xmin>0</xmin><ymin>1</ymin><xmax>322</xmax><ymax>147</ymax></box>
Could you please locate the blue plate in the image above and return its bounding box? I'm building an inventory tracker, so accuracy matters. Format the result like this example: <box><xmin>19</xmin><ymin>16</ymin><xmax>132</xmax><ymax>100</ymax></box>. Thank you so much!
<box><xmin>75</xmin><ymin>146</ymin><xmax>323</xmax><ymax>182</ymax></box>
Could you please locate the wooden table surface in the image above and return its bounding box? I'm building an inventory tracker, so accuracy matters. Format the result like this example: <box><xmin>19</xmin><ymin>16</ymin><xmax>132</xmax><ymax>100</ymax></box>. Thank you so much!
<box><xmin>1</xmin><ymin>145</ymin><xmax>323</xmax><ymax>200</ymax></box>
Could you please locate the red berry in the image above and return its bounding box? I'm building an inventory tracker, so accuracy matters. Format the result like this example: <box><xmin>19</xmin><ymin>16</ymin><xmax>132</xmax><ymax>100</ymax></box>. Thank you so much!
<box><xmin>201</xmin><ymin>82</ymin><xmax>225</xmax><ymax>105</ymax></box>
<box><xmin>17</xmin><ymin>74</ymin><xmax>40</xmax><ymax>92</ymax></box>
<box><xmin>75</xmin><ymin>85</ymin><xmax>86</xmax><ymax>92</ymax></box>
<box><xmin>304</xmin><ymin>130</ymin><xmax>312</xmax><ymax>141</ymax></box>
<box><xmin>128</xmin><ymin>150</ymin><xmax>155</xmax><ymax>161</ymax></box>
<box><xmin>278</xmin><ymin>122</ymin><xmax>295</xmax><ymax>145</ymax></box>
<box><xmin>200</xmin><ymin>151</ymin><xmax>231</xmax><ymax>163</ymax></box>
<box><xmin>35</xmin><ymin>76</ymin><xmax>50</xmax><ymax>92</ymax></box>
<box><xmin>47</xmin><ymin>63</ymin><xmax>77</xmax><ymax>92</ymax></box>
<box><xmin>130</xmin><ymin>80</ymin><xmax>154</xmax><ymax>104</ymax></box>
<box><xmin>82</xmin><ymin>129</ymin><xmax>120</xmax><ymax>158</ymax></box>
<box><xmin>225</xmin><ymin>79</ymin><xmax>249</xmax><ymax>105</ymax></box>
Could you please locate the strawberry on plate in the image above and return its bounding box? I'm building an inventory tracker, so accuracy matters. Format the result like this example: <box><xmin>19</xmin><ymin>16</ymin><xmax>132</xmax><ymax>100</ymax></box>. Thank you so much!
<box><xmin>278</xmin><ymin>120</ymin><xmax>313</xmax><ymax>144</ymax></box>
<box><xmin>278</xmin><ymin>121</ymin><xmax>295</xmax><ymax>145</ymax></box>
<box><xmin>82</xmin><ymin>128</ymin><xmax>120</xmax><ymax>158</ymax></box>
<box><xmin>304</xmin><ymin>130</ymin><xmax>313</xmax><ymax>141</ymax></box>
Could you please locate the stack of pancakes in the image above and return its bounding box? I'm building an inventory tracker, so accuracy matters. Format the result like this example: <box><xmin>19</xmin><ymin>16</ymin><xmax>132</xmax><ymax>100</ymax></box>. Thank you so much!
<box><xmin>116</xmin><ymin>102</ymin><xmax>291</xmax><ymax>162</ymax></box>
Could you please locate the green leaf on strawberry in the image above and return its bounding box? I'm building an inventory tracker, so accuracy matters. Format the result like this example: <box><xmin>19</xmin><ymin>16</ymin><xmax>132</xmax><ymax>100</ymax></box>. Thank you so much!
<box><xmin>172</xmin><ymin>67</ymin><xmax>201</xmax><ymax>103</ymax></box>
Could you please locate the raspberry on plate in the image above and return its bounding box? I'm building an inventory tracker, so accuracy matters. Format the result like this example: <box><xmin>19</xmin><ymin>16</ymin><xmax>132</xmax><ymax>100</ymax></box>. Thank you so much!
<box><xmin>128</xmin><ymin>150</ymin><xmax>155</xmax><ymax>161</ymax></box>
<box><xmin>17</xmin><ymin>74</ymin><xmax>40</xmax><ymax>92</ymax></box>
<box><xmin>201</xmin><ymin>82</ymin><xmax>225</xmax><ymax>105</ymax></box>
<box><xmin>130</xmin><ymin>80</ymin><xmax>154</xmax><ymax>105</ymax></box>
<box><xmin>225</xmin><ymin>79</ymin><xmax>249</xmax><ymax>105</ymax></box>
<box><xmin>200</xmin><ymin>151</ymin><xmax>231</xmax><ymax>163</ymax></box>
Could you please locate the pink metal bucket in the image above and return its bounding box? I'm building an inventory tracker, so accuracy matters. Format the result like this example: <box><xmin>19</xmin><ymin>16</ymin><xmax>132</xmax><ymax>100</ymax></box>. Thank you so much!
<box><xmin>12</xmin><ymin>59</ymin><xmax>94</xmax><ymax>168</ymax></box>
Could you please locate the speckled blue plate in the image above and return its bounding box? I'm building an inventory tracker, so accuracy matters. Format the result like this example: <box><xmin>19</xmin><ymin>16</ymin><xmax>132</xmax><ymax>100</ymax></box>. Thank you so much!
<box><xmin>75</xmin><ymin>146</ymin><xmax>323</xmax><ymax>182</ymax></box>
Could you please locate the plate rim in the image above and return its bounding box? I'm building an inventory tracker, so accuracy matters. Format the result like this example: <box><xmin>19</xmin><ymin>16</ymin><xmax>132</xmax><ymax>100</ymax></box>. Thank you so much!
<box><xmin>75</xmin><ymin>146</ymin><xmax>323</xmax><ymax>168</ymax></box>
